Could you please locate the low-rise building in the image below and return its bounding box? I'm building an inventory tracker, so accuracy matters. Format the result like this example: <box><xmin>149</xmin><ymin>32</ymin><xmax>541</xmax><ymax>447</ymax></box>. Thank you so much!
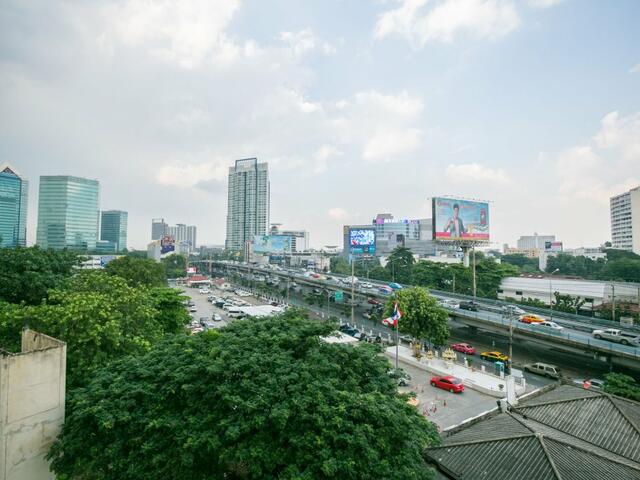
<box><xmin>425</xmin><ymin>384</ymin><xmax>640</xmax><ymax>479</ymax></box>
<box><xmin>1</xmin><ymin>330</ymin><xmax>66</xmax><ymax>480</ymax></box>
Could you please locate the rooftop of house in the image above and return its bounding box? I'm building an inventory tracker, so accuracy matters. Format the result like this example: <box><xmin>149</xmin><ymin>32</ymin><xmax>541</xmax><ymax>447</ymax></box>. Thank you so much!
<box><xmin>424</xmin><ymin>384</ymin><xmax>640</xmax><ymax>480</ymax></box>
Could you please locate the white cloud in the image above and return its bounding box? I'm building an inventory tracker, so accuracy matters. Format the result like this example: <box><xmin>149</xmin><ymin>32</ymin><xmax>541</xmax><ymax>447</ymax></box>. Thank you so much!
<box><xmin>328</xmin><ymin>207</ymin><xmax>349</xmax><ymax>220</ymax></box>
<box><xmin>445</xmin><ymin>162</ymin><xmax>511</xmax><ymax>184</ymax></box>
<box><xmin>630</xmin><ymin>63</ymin><xmax>640</xmax><ymax>74</ymax></box>
<box><xmin>156</xmin><ymin>161</ymin><xmax>228</xmax><ymax>188</ymax></box>
<box><xmin>279</xmin><ymin>29</ymin><xmax>339</xmax><ymax>57</ymax></box>
<box><xmin>312</xmin><ymin>145</ymin><xmax>342</xmax><ymax>174</ymax></box>
<box><xmin>552</xmin><ymin>111</ymin><xmax>640</xmax><ymax>203</ymax></box>
<box><xmin>527</xmin><ymin>0</ymin><xmax>563</xmax><ymax>8</ymax></box>
<box><xmin>375</xmin><ymin>0</ymin><xmax>521</xmax><ymax>46</ymax></box>
<box><xmin>363</xmin><ymin>128</ymin><xmax>422</xmax><ymax>161</ymax></box>
<box><xmin>105</xmin><ymin>0</ymin><xmax>242</xmax><ymax>68</ymax></box>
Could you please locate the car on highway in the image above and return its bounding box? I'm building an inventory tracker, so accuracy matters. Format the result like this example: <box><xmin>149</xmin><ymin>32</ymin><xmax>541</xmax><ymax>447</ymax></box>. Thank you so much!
<box><xmin>451</xmin><ymin>343</ymin><xmax>476</xmax><ymax>355</ymax></box>
<box><xmin>368</xmin><ymin>298</ymin><xmax>381</xmax><ymax>305</ymax></box>
<box><xmin>523</xmin><ymin>362</ymin><xmax>561</xmax><ymax>379</ymax></box>
<box><xmin>592</xmin><ymin>328</ymin><xmax>640</xmax><ymax>346</ymax></box>
<box><xmin>430</xmin><ymin>375</ymin><xmax>464</xmax><ymax>393</ymax></box>
<box><xmin>532</xmin><ymin>321</ymin><xmax>564</xmax><ymax>332</ymax></box>
<box><xmin>519</xmin><ymin>314</ymin><xmax>545</xmax><ymax>324</ymax></box>
<box><xmin>378</xmin><ymin>286</ymin><xmax>393</xmax><ymax>295</ymax></box>
<box><xmin>573</xmin><ymin>378</ymin><xmax>605</xmax><ymax>390</ymax></box>
<box><xmin>480</xmin><ymin>351</ymin><xmax>509</xmax><ymax>362</ymax></box>
<box><xmin>459</xmin><ymin>301</ymin><xmax>479</xmax><ymax>312</ymax></box>
<box><xmin>440</xmin><ymin>299</ymin><xmax>459</xmax><ymax>309</ymax></box>
<box><xmin>388</xmin><ymin>282</ymin><xmax>403</xmax><ymax>290</ymax></box>
<box><xmin>361</xmin><ymin>282</ymin><xmax>374</xmax><ymax>289</ymax></box>
<box><xmin>502</xmin><ymin>304</ymin><xmax>525</xmax><ymax>315</ymax></box>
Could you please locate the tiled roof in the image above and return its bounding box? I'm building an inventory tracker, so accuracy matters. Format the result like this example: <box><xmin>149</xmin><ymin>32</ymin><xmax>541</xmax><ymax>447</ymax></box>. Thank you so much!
<box><xmin>425</xmin><ymin>385</ymin><xmax>640</xmax><ymax>479</ymax></box>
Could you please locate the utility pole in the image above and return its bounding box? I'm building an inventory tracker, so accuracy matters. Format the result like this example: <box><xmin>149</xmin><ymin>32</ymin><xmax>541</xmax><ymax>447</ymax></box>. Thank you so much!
<box><xmin>612</xmin><ymin>283</ymin><xmax>616</xmax><ymax>322</ymax></box>
<box><xmin>452</xmin><ymin>272</ymin><xmax>456</xmax><ymax>293</ymax></box>
<box><xmin>508</xmin><ymin>313</ymin><xmax>514</xmax><ymax>374</ymax></box>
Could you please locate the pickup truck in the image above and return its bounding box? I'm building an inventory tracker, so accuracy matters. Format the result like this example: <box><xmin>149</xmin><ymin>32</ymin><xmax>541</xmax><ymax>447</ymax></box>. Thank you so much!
<box><xmin>592</xmin><ymin>328</ymin><xmax>640</xmax><ymax>346</ymax></box>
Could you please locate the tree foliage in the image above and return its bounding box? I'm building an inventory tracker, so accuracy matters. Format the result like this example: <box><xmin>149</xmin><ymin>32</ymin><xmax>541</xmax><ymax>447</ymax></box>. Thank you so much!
<box><xmin>0</xmin><ymin>246</ymin><xmax>80</xmax><ymax>305</ymax></box>
<box><xmin>0</xmin><ymin>271</ymin><xmax>189</xmax><ymax>386</ymax></box>
<box><xmin>384</xmin><ymin>287</ymin><xmax>449</xmax><ymax>345</ymax></box>
<box><xmin>105</xmin><ymin>255</ymin><xmax>166</xmax><ymax>287</ymax></box>
<box><xmin>603</xmin><ymin>373</ymin><xmax>640</xmax><ymax>401</ymax></box>
<box><xmin>49</xmin><ymin>313</ymin><xmax>439</xmax><ymax>480</ymax></box>
<box><xmin>385</xmin><ymin>247</ymin><xmax>415</xmax><ymax>283</ymax></box>
<box><xmin>162</xmin><ymin>253</ymin><xmax>188</xmax><ymax>279</ymax></box>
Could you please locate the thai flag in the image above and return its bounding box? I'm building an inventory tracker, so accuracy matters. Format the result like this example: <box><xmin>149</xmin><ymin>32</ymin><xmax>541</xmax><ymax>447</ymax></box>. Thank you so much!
<box><xmin>382</xmin><ymin>302</ymin><xmax>402</xmax><ymax>327</ymax></box>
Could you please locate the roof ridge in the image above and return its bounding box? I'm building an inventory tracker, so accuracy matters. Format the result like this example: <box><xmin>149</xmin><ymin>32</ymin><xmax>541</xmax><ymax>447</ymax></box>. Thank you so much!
<box><xmin>605</xmin><ymin>394</ymin><xmax>640</xmax><ymax>438</ymax></box>
<box><xmin>518</xmin><ymin>393</ymin><xmax>602</xmax><ymax>409</ymax></box>
<box><xmin>537</xmin><ymin>434</ymin><xmax>564</xmax><ymax>480</ymax></box>
<box><xmin>506</xmin><ymin>410</ymin><xmax>538</xmax><ymax>434</ymax></box>
<box><xmin>542</xmin><ymin>435</ymin><xmax>640</xmax><ymax>472</ymax></box>
<box><xmin>429</xmin><ymin>433</ymin><xmax>535</xmax><ymax>450</ymax></box>
<box><xmin>511</xmin><ymin>407</ymin><xmax>640</xmax><ymax>464</ymax></box>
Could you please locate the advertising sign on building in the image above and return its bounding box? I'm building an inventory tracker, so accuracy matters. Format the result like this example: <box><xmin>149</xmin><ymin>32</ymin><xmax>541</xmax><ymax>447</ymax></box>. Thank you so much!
<box><xmin>349</xmin><ymin>228</ymin><xmax>376</xmax><ymax>254</ymax></box>
<box><xmin>432</xmin><ymin>197</ymin><xmax>490</xmax><ymax>241</ymax></box>
<box><xmin>160</xmin><ymin>234</ymin><xmax>176</xmax><ymax>254</ymax></box>
<box><xmin>253</xmin><ymin>235</ymin><xmax>292</xmax><ymax>254</ymax></box>
<box><xmin>334</xmin><ymin>291</ymin><xmax>344</xmax><ymax>302</ymax></box>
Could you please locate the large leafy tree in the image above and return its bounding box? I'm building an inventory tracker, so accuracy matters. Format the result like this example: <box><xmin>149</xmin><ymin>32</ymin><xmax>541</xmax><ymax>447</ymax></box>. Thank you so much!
<box><xmin>383</xmin><ymin>287</ymin><xmax>449</xmax><ymax>345</ymax></box>
<box><xmin>49</xmin><ymin>312</ymin><xmax>439</xmax><ymax>480</ymax></box>
<box><xmin>162</xmin><ymin>253</ymin><xmax>188</xmax><ymax>279</ymax></box>
<box><xmin>0</xmin><ymin>246</ymin><xmax>79</xmax><ymax>305</ymax></box>
<box><xmin>385</xmin><ymin>246</ymin><xmax>415</xmax><ymax>283</ymax></box>
<box><xmin>603</xmin><ymin>373</ymin><xmax>640</xmax><ymax>401</ymax></box>
<box><xmin>0</xmin><ymin>271</ymin><xmax>189</xmax><ymax>386</ymax></box>
<box><xmin>105</xmin><ymin>255</ymin><xmax>166</xmax><ymax>287</ymax></box>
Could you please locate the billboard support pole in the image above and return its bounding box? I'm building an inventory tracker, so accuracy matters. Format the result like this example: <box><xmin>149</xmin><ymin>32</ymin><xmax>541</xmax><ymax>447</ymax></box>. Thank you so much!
<box><xmin>472</xmin><ymin>245</ymin><xmax>477</xmax><ymax>300</ymax></box>
<box><xmin>350</xmin><ymin>258</ymin><xmax>355</xmax><ymax>327</ymax></box>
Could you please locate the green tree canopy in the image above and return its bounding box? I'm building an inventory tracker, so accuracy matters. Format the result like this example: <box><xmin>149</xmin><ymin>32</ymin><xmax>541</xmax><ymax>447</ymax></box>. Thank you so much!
<box><xmin>49</xmin><ymin>312</ymin><xmax>439</xmax><ymax>480</ymax></box>
<box><xmin>0</xmin><ymin>246</ymin><xmax>80</xmax><ymax>305</ymax></box>
<box><xmin>162</xmin><ymin>253</ymin><xmax>188</xmax><ymax>279</ymax></box>
<box><xmin>105</xmin><ymin>255</ymin><xmax>166</xmax><ymax>287</ymax></box>
<box><xmin>603</xmin><ymin>373</ymin><xmax>640</xmax><ymax>402</ymax></box>
<box><xmin>384</xmin><ymin>287</ymin><xmax>449</xmax><ymax>345</ymax></box>
<box><xmin>0</xmin><ymin>271</ymin><xmax>189</xmax><ymax>386</ymax></box>
<box><xmin>385</xmin><ymin>247</ymin><xmax>415</xmax><ymax>283</ymax></box>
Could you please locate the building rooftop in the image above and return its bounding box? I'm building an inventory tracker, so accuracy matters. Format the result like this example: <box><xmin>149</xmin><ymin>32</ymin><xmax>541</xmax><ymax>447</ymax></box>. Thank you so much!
<box><xmin>424</xmin><ymin>385</ymin><xmax>640</xmax><ymax>479</ymax></box>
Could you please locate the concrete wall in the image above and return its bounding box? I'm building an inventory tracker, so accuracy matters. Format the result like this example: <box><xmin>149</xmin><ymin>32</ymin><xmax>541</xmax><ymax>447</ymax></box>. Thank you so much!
<box><xmin>0</xmin><ymin>330</ymin><xmax>66</xmax><ymax>480</ymax></box>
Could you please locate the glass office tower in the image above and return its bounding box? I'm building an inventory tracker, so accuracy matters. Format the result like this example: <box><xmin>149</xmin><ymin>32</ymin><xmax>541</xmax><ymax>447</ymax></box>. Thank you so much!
<box><xmin>0</xmin><ymin>163</ymin><xmax>28</xmax><ymax>248</ymax></box>
<box><xmin>100</xmin><ymin>210</ymin><xmax>128</xmax><ymax>252</ymax></box>
<box><xmin>36</xmin><ymin>176</ymin><xmax>100</xmax><ymax>251</ymax></box>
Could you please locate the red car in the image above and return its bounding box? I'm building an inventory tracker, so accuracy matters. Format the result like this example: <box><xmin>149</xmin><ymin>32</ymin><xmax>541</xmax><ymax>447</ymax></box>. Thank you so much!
<box><xmin>368</xmin><ymin>298</ymin><xmax>381</xmax><ymax>305</ymax></box>
<box><xmin>430</xmin><ymin>375</ymin><xmax>465</xmax><ymax>393</ymax></box>
<box><xmin>451</xmin><ymin>343</ymin><xmax>476</xmax><ymax>355</ymax></box>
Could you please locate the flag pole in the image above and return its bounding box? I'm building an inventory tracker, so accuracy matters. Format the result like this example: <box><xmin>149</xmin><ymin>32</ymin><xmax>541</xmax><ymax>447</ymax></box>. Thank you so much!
<box><xmin>395</xmin><ymin>317</ymin><xmax>399</xmax><ymax>369</ymax></box>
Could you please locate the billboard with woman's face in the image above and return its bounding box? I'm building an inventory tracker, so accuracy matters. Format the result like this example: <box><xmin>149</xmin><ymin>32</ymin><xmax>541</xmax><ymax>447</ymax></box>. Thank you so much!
<box><xmin>432</xmin><ymin>197</ymin><xmax>490</xmax><ymax>241</ymax></box>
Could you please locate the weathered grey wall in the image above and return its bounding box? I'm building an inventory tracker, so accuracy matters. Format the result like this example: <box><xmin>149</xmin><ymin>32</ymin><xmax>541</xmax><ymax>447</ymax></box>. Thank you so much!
<box><xmin>0</xmin><ymin>330</ymin><xmax>66</xmax><ymax>480</ymax></box>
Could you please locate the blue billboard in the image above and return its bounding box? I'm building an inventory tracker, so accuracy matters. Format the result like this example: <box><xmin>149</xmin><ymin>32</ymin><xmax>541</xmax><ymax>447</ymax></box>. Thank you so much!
<box><xmin>349</xmin><ymin>228</ymin><xmax>376</xmax><ymax>254</ymax></box>
<box><xmin>253</xmin><ymin>235</ymin><xmax>292</xmax><ymax>254</ymax></box>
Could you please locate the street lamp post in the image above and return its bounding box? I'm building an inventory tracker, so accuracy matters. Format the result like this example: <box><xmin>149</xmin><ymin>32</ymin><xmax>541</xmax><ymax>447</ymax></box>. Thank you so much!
<box><xmin>549</xmin><ymin>268</ymin><xmax>559</xmax><ymax>321</ymax></box>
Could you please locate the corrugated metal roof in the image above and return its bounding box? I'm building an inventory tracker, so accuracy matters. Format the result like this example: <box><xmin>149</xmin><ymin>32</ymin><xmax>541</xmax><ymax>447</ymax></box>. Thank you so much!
<box><xmin>427</xmin><ymin>436</ymin><xmax>558</xmax><ymax>480</ymax></box>
<box><xmin>518</xmin><ymin>396</ymin><xmax>640</xmax><ymax>462</ymax></box>
<box><xmin>543</xmin><ymin>437</ymin><xmax>640</xmax><ymax>480</ymax></box>
<box><xmin>442</xmin><ymin>414</ymin><xmax>532</xmax><ymax>445</ymax></box>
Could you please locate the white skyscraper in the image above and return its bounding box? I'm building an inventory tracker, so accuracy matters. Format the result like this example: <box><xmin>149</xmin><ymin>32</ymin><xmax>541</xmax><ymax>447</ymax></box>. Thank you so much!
<box><xmin>166</xmin><ymin>223</ymin><xmax>197</xmax><ymax>251</ymax></box>
<box><xmin>610</xmin><ymin>186</ymin><xmax>640</xmax><ymax>254</ymax></box>
<box><xmin>225</xmin><ymin>158</ymin><xmax>269</xmax><ymax>250</ymax></box>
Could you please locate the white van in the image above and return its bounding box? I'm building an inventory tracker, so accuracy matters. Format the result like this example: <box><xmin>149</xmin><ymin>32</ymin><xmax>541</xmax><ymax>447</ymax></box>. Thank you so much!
<box><xmin>228</xmin><ymin>307</ymin><xmax>246</xmax><ymax>319</ymax></box>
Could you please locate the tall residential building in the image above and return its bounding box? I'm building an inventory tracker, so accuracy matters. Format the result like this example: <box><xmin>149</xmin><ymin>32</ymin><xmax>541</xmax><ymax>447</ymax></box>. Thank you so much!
<box><xmin>100</xmin><ymin>210</ymin><xmax>128</xmax><ymax>252</ymax></box>
<box><xmin>517</xmin><ymin>233</ymin><xmax>556</xmax><ymax>250</ymax></box>
<box><xmin>610</xmin><ymin>186</ymin><xmax>640</xmax><ymax>254</ymax></box>
<box><xmin>0</xmin><ymin>163</ymin><xmax>28</xmax><ymax>248</ymax></box>
<box><xmin>226</xmin><ymin>158</ymin><xmax>269</xmax><ymax>250</ymax></box>
<box><xmin>36</xmin><ymin>176</ymin><xmax>100</xmax><ymax>251</ymax></box>
<box><xmin>151</xmin><ymin>218</ymin><xmax>167</xmax><ymax>240</ymax></box>
<box><xmin>166</xmin><ymin>223</ymin><xmax>197</xmax><ymax>251</ymax></box>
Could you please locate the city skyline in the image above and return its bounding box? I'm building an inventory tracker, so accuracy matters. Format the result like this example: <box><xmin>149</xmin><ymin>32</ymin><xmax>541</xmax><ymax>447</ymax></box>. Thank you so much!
<box><xmin>1</xmin><ymin>1</ymin><xmax>639</xmax><ymax>250</ymax></box>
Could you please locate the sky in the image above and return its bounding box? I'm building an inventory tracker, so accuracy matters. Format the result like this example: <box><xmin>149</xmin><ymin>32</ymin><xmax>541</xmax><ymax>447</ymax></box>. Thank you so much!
<box><xmin>1</xmin><ymin>0</ymin><xmax>639</xmax><ymax>250</ymax></box>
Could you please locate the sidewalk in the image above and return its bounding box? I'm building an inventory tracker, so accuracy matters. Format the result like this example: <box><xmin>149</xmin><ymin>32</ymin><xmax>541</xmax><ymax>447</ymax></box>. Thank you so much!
<box><xmin>386</xmin><ymin>345</ymin><xmax>525</xmax><ymax>399</ymax></box>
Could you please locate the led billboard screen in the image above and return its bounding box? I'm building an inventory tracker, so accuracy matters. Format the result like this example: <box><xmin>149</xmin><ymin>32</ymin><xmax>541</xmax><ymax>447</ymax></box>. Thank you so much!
<box><xmin>253</xmin><ymin>235</ymin><xmax>292</xmax><ymax>254</ymax></box>
<box><xmin>432</xmin><ymin>197</ymin><xmax>490</xmax><ymax>241</ymax></box>
<box><xmin>349</xmin><ymin>228</ymin><xmax>376</xmax><ymax>254</ymax></box>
